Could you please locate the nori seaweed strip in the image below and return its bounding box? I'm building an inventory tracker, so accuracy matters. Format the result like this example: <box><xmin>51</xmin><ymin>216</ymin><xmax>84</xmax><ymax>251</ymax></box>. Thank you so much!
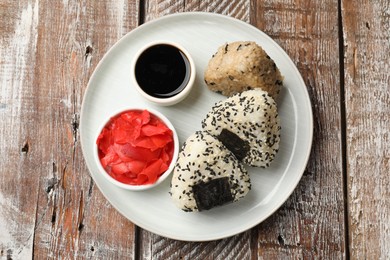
<box><xmin>192</xmin><ymin>177</ymin><xmax>234</xmax><ymax>211</ymax></box>
<box><xmin>216</xmin><ymin>128</ymin><xmax>250</xmax><ymax>161</ymax></box>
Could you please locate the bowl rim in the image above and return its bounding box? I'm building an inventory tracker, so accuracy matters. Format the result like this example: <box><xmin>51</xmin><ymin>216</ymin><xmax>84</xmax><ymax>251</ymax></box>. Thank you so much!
<box><xmin>131</xmin><ymin>40</ymin><xmax>196</xmax><ymax>106</ymax></box>
<box><xmin>93</xmin><ymin>107</ymin><xmax>179</xmax><ymax>191</ymax></box>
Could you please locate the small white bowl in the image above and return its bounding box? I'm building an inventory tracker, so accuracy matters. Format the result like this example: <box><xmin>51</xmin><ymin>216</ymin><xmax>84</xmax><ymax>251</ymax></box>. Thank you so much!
<box><xmin>131</xmin><ymin>40</ymin><xmax>196</xmax><ymax>106</ymax></box>
<box><xmin>94</xmin><ymin>108</ymin><xmax>179</xmax><ymax>191</ymax></box>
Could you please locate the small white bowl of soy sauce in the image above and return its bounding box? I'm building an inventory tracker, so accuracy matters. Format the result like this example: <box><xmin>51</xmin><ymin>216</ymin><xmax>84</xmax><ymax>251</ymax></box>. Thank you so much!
<box><xmin>131</xmin><ymin>41</ymin><xmax>196</xmax><ymax>106</ymax></box>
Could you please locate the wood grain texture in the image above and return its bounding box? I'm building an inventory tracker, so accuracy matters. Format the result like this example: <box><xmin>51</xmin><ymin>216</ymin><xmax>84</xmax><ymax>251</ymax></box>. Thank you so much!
<box><xmin>0</xmin><ymin>1</ymin><xmax>40</xmax><ymax>258</ymax></box>
<box><xmin>1</xmin><ymin>0</ymin><xmax>389</xmax><ymax>258</ymax></box>
<box><xmin>144</xmin><ymin>0</ymin><xmax>250</xmax><ymax>22</ymax></box>
<box><xmin>0</xmin><ymin>0</ymin><xmax>139</xmax><ymax>259</ymax></box>
<box><xmin>140</xmin><ymin>1</ymin><xmax>255</xmax><ymax>259</ymax></box>
<box><xmin>139</xmin><ymin>230</ymin><xmax>254</xmax><ymax>260</ymax></box>
<box><xmin>342</xmin><ymin>0</ymin><xmax>390</xmax><ymax>259</ymax></box>
<box><xmin>252</xmin><ymin>0</ymin><xmax>346</xmax><ymax>258</ymax></box>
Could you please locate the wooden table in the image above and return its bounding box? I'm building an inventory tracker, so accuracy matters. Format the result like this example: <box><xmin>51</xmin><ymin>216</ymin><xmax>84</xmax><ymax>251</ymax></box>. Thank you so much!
<box><xmin>1</xmin><ymin>0</ymin><xmax>389</xmax><ymax>259</ymax></box>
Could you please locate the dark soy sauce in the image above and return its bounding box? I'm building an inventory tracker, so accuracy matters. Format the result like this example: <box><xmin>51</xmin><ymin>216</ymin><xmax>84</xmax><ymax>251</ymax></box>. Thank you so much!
<box><xmin>135</xmin><ymin>44</ymin><xmax>191</xmax><ymax>98</ymax></box>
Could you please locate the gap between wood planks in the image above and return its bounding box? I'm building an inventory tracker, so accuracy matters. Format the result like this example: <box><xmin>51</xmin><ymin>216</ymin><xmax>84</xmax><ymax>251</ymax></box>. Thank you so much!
<box><xmin>337</xmin><ymin>0</ymin><xmax>350</xmax><ymax>259</ymax></box>
<box><xmin>134</xmin><ymin>2</ymin><xmax>145</xmax><ymax>259</ymax></box>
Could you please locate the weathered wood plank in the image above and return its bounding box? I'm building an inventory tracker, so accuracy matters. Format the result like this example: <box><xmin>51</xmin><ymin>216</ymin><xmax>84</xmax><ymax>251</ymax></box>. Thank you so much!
<box><xmin>342</xmin><ymin>0</ymin><xmax>390</xmax><ymax>258</ymax></box>
<box><xmin>252</xmin><ymin>0</ymin><xmax>346</xmax><ymax>258</ymax></box>
<box><xmin>139</xmin><ymin>231</ymin><xmax>253</xmax><ymax>260</ymax></box>
<box><xmin>139</xmin><ymin>1</ymin><xmax>255</xmax><ymax>259</ymax></box>
<box><xmin>2</xmin><ymin>0</ymin><xmax>387</xmax><ymax>259</ymax></box>
<box><xmin>144</xmin><ymin>0</ymin><xmax>250</xmax><ymax>22</ymax></box>
<box><xmin>0</xmin><ymin>0</ymin><xmax>139</xmax><ymax>259</ymax></box>
<box><xmin>0</xmin><ymin>1</ymin><xmax>40</xmax><ymax>259</ymax></box>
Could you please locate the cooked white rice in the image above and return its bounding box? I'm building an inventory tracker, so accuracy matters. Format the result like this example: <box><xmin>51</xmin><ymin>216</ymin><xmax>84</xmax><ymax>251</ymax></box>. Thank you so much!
<box><xmin>170</xmin><ymin>131</ymin><xmax>251</xmax><ymax>212</ymax></box>
<box><xmin>201</xmin><ymin>89</ymin><xmax>281</xmax><ymax>167</ymax></box>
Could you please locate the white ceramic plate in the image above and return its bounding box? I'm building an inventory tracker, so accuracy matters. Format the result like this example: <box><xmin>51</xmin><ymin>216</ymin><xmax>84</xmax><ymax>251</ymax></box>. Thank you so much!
<box><xmin>80</xmin><ymin>12</ymin><xmax>313</xmax><ymax>241</ymax></box>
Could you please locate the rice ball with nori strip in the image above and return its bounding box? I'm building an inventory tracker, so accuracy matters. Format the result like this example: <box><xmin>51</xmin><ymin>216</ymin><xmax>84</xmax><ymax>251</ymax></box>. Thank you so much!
<box><xmin>202</xmin><ymin>89</ymin><xmax>281</xmax><ymax>168</ymax></box>
<box><xmin>170</xmin><ymin>131</ymin><xmax>251</xmax><ymax>212</ymax></box>
<box><xmin>204</xmin><ymin>41</ymin><xmax>283</xmax><ymax>100</ymax></box>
